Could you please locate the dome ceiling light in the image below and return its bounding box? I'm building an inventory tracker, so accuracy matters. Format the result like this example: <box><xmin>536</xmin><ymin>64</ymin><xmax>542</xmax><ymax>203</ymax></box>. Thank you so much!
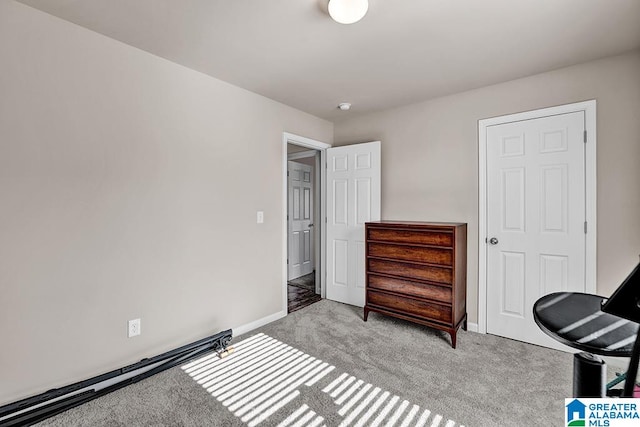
<box><xmin>328</xmin><ymin>0</ymin><xmax>369</xmax><ymax>24</ymax></box>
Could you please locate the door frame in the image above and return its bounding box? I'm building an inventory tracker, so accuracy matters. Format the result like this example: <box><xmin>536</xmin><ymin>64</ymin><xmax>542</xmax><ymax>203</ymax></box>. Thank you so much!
<box><xmin>282</xmin><ymin>132</ymin><xmax>331</xmax><ymax>311</ymax></box>
<box><xmin>477</xmin><ymin>100</ymin><xmax>597</xmax><ymax>334</ymax></box>
<box><xmin>288</xmin><ymin>150</ymin><xmax>317</xmax><ymax>161</ymax></box>
<box><xmin>287</xmin><ymin>159</ymin><xmax>315</xmax><ymax>280</ymax></box>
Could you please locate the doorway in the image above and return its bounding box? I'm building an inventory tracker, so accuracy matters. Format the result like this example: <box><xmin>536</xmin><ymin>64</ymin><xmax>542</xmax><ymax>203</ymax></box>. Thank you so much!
<box><xmin>283</xmin><ymin>133</ymin><xmax>330</xmax><ymax>313</ymax></box>
<box><xmin>287</xmin><ymin>158</ymin><xmax>315</xmax><ymax>280</ymax></box>
<box><xmin>287</xmin><ymin>148</ymin><xmax>321</xmax><ymax>312</ymax></box>
<box><xmin>282</xmin><ymin>133</ymin><xmax>382</xmax><ymax>313</ymax></box>
<box><xmin>478</xmin><ymin>100</ymin><xmax>597</xmax><ymax>349</ymax></box>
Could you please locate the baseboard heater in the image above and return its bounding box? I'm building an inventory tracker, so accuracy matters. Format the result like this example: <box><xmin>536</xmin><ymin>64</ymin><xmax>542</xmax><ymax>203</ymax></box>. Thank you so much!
<box><xmin>0</xmin><ymin>329</ymin><xmax>233</xmax><ymax>426</ymax></box>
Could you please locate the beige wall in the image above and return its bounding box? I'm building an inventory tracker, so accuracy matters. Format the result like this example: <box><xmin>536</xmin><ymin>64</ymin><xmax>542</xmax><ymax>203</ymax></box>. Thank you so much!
<box><xmin>0</xmin><ymin>1</ymin><xmax>332</xmax><ymax>404</ymax></box>
<box><xmin>334</xmin><ymin>50</ymin><xmax>640</xmax><ymax>327</ymax></box>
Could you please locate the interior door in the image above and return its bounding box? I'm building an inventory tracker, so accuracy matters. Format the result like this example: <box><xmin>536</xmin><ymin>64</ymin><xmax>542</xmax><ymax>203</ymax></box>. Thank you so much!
<box><xmin>288</xmin><ymin>161</ymin><xmax>314</xmax><ymax>280</ymax></box>
<box><xmin>326</xmin><ymin>141</ymin><xmax>381</xmax><ymax>307</ymax></box>
<box><xmin>486</xmin><ymin>112</ymin><xmax>586</xmax><ymax>348</ymax></box>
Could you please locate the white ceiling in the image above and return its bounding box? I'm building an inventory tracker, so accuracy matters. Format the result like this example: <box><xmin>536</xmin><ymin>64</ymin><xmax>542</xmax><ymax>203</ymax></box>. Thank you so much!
<box><xmin>18</xmin><ymin>0</ymin><xmax>640</xmax><ymax>121</ymax></box>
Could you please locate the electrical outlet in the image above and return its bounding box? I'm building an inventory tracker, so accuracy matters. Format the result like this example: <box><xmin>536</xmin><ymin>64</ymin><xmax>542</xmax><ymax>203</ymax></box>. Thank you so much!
<box><xmin>128</xmin><ymin>318</ymin><xmax>141</xmax><ymax>338</ymax></box>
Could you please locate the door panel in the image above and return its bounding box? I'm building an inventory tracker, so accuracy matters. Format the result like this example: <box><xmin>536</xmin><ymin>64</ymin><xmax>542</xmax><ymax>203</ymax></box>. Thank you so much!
<box><xmin>333</xmin><ymin>180</ymin><xmax>348</xmax><ymax>225</ymax></box>
<box><xmin>501</xmin><ymin>168</ymin><xmax>524</xmax><ymax>231</ymax></box>
<box><xmin>333</xmin><ymin>239</ymin><xmax>349</xmax><ymax>286</ymax></box>
<box><xmin>326</xmin><ymin>141</ymin><xmax>381</xmax><ymax>307</ymax></box>
<box><xmin>486</xmin><ymin>111</ymin><xmax>585</xmax><ymax>348</ymax></box>
<box><xmin>501</xmin><ymin>251</ymin><xmax>525</xmax><ymax>317</ymax></box>
<box><xmin>355</xmin><ymin>241</ymin><xmax>366</xmax><ymax>290</ymax></box>
<box><xmin>540</xmin><ymin>254</ymin><xmax>568</xmax><ymax>294</ymax></box>
<box><xmin>355</xmin><ymin>178</ymin><xmax>371</xmax><ymax>225</ymax></box>
<box><xmin>541</xmin><ymin>165</ymin><xmax>567</xmax><ymax>232</ymax></box>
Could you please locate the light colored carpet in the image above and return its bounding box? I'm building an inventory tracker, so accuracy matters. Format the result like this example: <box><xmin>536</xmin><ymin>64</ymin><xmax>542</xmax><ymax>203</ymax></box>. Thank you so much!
<box><xmin>36</xmin><ymin>299</ymin><xmax>573</xmax><ymax>426</ymax></box>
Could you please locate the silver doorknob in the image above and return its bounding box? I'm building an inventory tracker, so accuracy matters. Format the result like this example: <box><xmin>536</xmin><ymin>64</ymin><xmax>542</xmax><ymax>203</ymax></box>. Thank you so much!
<box><xmin>489</xmin><ymin>237</ymin><xmax>499</xmax><ymax>245</ymax></box>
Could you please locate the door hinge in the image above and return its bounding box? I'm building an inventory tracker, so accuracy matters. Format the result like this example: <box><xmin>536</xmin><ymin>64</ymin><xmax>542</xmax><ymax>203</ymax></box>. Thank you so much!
<box><xmin>583</xmin><ymin>130</ymin><xmax>587</xmax><ymax>143</ymax></box>
<box><xmin>287</xmin><ymin>171</ymin><xmax>289</xmax><ymax>177</ymax></box>
<box><xmin>287</xmin><ymin>259</ymin><xmax>289</xmax><ymax>264</ymax></box>
<box><xmin>584</xmin><ymin>221</ymin><xmax>587</xmax><ymax>234</ymax></box>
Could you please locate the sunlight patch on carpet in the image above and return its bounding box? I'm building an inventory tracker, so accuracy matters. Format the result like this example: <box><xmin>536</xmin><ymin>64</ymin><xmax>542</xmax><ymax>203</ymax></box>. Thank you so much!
<box><xmin>181</xmin><ymin>333</ymin><xmax>464</xmax><ymax>427</ymax></box>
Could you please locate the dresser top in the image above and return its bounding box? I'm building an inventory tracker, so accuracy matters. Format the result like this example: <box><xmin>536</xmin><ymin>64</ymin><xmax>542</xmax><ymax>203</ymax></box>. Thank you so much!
<box><xmin>366</xmin><ymin>220</ymin><xmax>466</xmax><ymax>227</ymax></box>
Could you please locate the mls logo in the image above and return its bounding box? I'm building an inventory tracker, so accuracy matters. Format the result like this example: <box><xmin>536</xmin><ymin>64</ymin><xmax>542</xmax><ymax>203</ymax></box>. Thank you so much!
<box><xmin>566</xmin><ymin>398</ymin><xmax>640</xmax><ymax>426</ymax></box>
<box><xmin>566</xmin><ymin>399</ymin><xmax>586</xmax><ymax>426</ymax></box>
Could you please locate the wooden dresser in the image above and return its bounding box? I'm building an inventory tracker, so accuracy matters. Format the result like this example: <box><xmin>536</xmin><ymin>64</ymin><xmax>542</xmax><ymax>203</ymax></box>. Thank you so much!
<box><xmin>364</xmin><ymin>221</ymin><xmax>467</xmax><ymax>348</ymax></box>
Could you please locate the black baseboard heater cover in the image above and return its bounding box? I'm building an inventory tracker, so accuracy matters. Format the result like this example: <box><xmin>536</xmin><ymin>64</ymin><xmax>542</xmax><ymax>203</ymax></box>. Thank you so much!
<box><xmin>0</xmin><ymin>329</ymin><xmax>233</xmax><ymax>426</ymax></box>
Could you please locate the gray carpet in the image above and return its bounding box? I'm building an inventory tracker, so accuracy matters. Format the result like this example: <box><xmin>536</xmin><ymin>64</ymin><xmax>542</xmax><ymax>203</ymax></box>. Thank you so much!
<box><xmin>36</xmin><ymin>300</ymin><xmax>573</xmax><ymax>426</ymax></box>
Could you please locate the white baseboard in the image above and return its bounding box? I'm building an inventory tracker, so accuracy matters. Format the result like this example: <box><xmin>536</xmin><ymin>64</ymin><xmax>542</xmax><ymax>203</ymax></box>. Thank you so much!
<box><xmin>232</xmin><ymin>310</ymin><xmax>287</xmax><ymax>337</ymax></box>
<box><xmin>466</xmin><ymin>322</ymin><xmax>479</xmax><ymax>333</ymax></box>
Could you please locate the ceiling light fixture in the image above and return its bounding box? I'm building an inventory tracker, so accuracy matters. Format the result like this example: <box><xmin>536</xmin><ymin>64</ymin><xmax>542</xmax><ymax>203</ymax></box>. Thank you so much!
<box><xmin>338</xmin><ymin>102</ymin><xmax>352</xmax><ymax>111</ymax></box>
<box><xmin>328</xmin><ymin>0</ymin><xmax>368</xmax><ymax>24</ymax></box>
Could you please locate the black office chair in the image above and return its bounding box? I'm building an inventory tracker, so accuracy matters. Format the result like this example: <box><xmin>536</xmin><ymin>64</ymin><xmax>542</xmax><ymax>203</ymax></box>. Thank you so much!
<box><xmin>533</xmin><ymin>261</ymin><xmax>640</xmax><ymax>397</ymax></box>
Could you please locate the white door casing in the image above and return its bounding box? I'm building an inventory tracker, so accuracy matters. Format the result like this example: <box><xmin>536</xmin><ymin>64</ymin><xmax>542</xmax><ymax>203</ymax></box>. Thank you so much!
<box><xmin>288</xmin><ymin>161</ymin><xmax>314</xmax><ymax>280</ymax></box>
<box><xmin>481</xmin><ymin>103</ymin><xmax>597</xmax><ymax>350</ymax></box>
<box><xmin>326</xmin><ymin>141</ymin><xmax>381</xmax><ymax>307</ymax></box>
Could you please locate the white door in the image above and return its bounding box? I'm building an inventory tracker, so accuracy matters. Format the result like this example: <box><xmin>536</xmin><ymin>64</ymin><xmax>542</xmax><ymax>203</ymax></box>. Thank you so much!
<box><xmin>288</xmin><ymin>161</ymin><xmax>314</xmax><ymax>280</ymax></box>
<box><xmin>486</xmin><ymin>111</ymin><xmax>586</xmax><ymax>348</ymax></box>
<box><xmin>326</xmin><ymin>141</ymin><xmax>381</xmax><ymax>307</ymax></box>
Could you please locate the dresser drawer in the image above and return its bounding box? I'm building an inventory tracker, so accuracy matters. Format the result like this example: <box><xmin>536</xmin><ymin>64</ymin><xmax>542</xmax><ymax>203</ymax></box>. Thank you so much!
<box><xmin>368</xmin><ymin>242</ymin><xmax>452</xmax><ymax>265</ymax></box>
<box><xmin>368</xmin><ymin>274</ymin><xmax>452</xmax><ymax>303</ymax></box>
<box><xmin>367</xmin><ymin>228</ymin><xmax>453</xmax><ymax>247</ymax></box>
<box><xmin>368</xmin><ymin>259</ymin><xmax>453</xmax><ymax>284</ymax></box>
<box><xmin>368</xmin><ymin>290</ymin><xmax>452</xmax><ymax>324</ymax></box>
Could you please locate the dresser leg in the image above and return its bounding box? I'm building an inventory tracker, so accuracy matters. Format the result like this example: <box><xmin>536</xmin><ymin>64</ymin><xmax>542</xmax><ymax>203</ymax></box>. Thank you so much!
<box><xmin>364</xmin><ymin>307</ymin><xmax>369</xmax><ymax>321</ymax></box>
<box><xmin>463</xmin><ymin>316</ymin><xmax>468</xmax><ymax>331</ymax></box>
<box><xmin>450</xmin><ymin>331</ymin><xmax>457</xmax><ymax>349</ymax></box>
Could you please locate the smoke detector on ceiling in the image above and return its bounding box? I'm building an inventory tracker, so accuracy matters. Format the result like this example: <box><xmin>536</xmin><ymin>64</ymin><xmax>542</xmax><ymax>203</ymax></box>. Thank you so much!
<box><xmin>338</xmin><ymin>102</ymin><xmax>352</xmax><ymax>111</ymax></box>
